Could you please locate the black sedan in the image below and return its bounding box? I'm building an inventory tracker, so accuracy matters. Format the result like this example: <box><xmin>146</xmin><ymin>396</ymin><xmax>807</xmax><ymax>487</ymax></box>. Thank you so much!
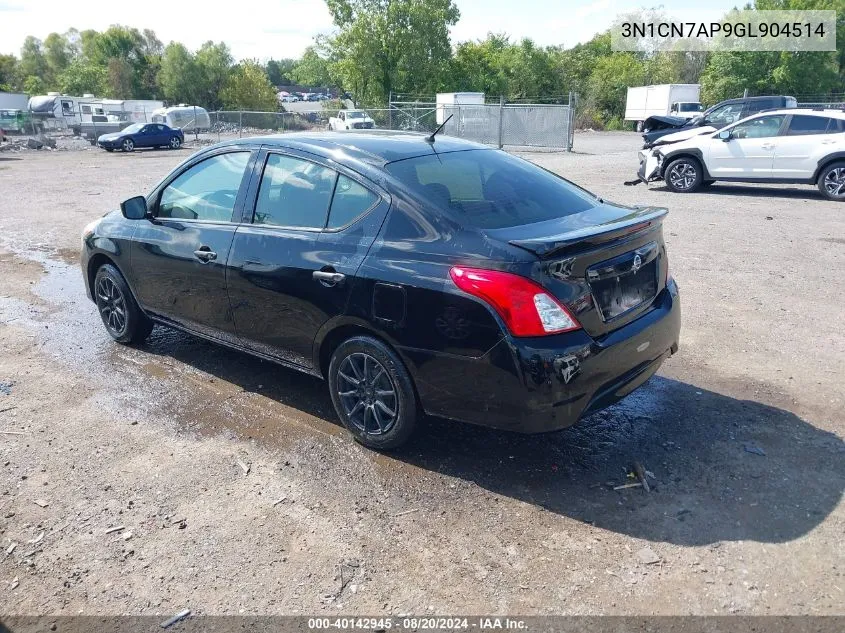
<box><xmin>81</xmin><ymin>131</ymin><xmax>680</xmax><ymax>449</ymax></box>
<box><xmin>97</xmin><ymin>123</ymin><xmax>184</xmax><ymax>152</ymax></box>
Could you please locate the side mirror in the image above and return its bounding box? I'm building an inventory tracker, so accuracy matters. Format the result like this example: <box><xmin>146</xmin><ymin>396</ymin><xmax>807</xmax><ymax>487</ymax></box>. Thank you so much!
<box><xmin>718</xmin><ymin>130</ymin><xmax>732</xmax><ymax>141</ymax></box>
<box><xmin>120</xmin><ymin>195</ymin><xmax>148</xmax><ymax>220</ymax></box>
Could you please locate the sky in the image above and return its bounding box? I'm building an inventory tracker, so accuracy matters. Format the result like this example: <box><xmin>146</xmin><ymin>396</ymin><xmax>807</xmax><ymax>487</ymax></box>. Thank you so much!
<box><xmin>0</xmin><ymin>0</ymin><xmax>742</xmax><ymax>60</ymax></box>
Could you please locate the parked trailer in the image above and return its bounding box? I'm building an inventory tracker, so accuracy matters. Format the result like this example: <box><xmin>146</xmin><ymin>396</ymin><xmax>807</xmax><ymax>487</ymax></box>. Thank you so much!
<box><xmin>625</xmin><ymin>84</ymin><xmax>702</xmax><ymax>131</ymax></box>
<box><xmin>151</xmin><ymin>106</ymin><xmax>211</xmax><ymax>132</ymax></box>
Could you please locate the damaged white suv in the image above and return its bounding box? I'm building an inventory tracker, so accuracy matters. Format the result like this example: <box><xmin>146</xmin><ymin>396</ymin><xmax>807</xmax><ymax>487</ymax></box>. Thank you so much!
<box><xmin>638</xmin><ymin>109</ymin><xmax>845</xmax><ymax>200</ymax></box>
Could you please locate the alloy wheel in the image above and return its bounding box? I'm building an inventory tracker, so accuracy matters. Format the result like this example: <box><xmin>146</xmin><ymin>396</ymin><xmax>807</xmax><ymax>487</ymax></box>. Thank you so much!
<box><xmin>823</xmin><ymin>168</ymin><xmax>845</xmax><ymax>198</ymax></box>
<box><xmin>122</xmin><ymin>139</ymin><xmax>134</xmax><ymax>152</ymax></box>
<box><xmin>170</xmin><ymin>137</ymin><xmax>181</xmax><ymax>149</ymax></box>
<box><xmin>668</xmin><ymin>162</ymin><xmax>697</xmax><ymax>190</ymax></box>
<box><xmin>336</xmin><ymin>353</ymin><xmax>398</xmax><ymax>435</ymax></box>
<box><xmin>96</xmin><ymin>276</ymin><xmax>127</xmax><ymax>336</ymax></box>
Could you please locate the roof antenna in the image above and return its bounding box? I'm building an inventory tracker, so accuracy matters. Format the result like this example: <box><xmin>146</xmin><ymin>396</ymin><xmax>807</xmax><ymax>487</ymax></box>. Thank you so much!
<box><xmin>426</xmin><ymin>114</ymin><xmax>453</xmax><ymax>143</ymax></box>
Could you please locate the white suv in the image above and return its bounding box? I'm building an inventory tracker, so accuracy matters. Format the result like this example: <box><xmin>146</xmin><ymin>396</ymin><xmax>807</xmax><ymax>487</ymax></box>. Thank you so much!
<box><xmin>638</xmin><ymin>109</ymin><xmax>845</xmax><ymax>200</ymax></box>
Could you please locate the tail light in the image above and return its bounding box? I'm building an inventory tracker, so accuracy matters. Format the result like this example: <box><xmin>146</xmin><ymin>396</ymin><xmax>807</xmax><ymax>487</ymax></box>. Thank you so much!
<box><xmin>449</xmin><ymin>267</ymin><xmax>581</xmax><ymax>337</ymax></box>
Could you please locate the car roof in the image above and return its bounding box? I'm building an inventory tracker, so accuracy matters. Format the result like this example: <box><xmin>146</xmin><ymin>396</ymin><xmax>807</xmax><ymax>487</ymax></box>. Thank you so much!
<box><xmin>215</xmin><ymin>130</ymin><xmax>490</xmax><ymax>164</ymax></box>
<box><xmin>718</xmin><ymin>95</ymin><xmax>792</xmax><ymax>105</ymax></box>
<box><xmin>751</xmin><ymin>108</ymin><xmax>845</xmax><ymax>119</ymax></box>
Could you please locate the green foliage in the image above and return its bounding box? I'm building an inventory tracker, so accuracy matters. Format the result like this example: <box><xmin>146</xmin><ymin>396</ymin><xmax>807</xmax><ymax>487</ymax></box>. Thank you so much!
<box><xmin>220</xmin><ymin>60</ymin><xmax>278</xmax><ymax>111</ymax></box>
<box><xmin>324</xmin><ymin>0</ymin><xmax>460</xmax><ymax>104</ymax></box>
<box><xmin>59</xmin><ymin>59</ymin><xmax>107</xmax><ymax>96</ymax></box>
<box><xmin>291</xmin><ymin>46</ymin><xmax>331</xmax><ymax>87</ymax></box>
<box><xmin>158</xmin><ymin>43</ymin><xmax>200</xmax><ymax>104</ymax></box>
<box><xmin>0</xmin><ymin>54</ymin><xmax>19</xmax><ymax>91</ymax></box>
<box><xmin>266</xmin><ymin>59</ymin><xmax>296</xmax><ymax>86</ymax></box>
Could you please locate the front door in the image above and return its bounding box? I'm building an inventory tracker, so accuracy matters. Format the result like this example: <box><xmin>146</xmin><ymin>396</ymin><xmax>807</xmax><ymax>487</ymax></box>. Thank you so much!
<box><xmin>130</xmin><ymin>149</ymin><xmax>255</xmax><ymax>340</ymax></box>
<box><xmin>706</xmin><ymin>114</ymin><xmax>786</xmax><ymax>178</ymax></box>
<box><xmin>227</xmin><ymin>149</ymin><xmax>387</xmax><ymax>369</ymax></box>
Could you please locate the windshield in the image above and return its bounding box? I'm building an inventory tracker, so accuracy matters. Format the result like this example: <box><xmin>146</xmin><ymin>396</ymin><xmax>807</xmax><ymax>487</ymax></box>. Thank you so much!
<box><xmin>122</xmin><ymin>123</ymin><xmax>144</xmax><ymax>134</ymax></box>
<box><xmin>679</xmin><ymin>103</ymin><xmax>703</xmax><ymax>112</ymax></box>
<box><xmin>346</xmin><ymin>112</ymin><xmax>366</xmax><ymax>119</ymax></box>
<box><xmin>386</xmin><ymin>149</ymin><xmax>598</xmax><ymax>229</ymax></box>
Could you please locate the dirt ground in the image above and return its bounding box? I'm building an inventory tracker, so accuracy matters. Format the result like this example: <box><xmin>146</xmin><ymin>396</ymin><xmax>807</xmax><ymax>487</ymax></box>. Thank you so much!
<box><xmin>0</xmin><ymin>133</ymin><xmax>842</xmax><ymax>616</ymax></box>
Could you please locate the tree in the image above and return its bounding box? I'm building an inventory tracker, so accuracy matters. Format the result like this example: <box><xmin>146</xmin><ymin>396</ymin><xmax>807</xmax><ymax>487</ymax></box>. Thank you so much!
<box><xmin>291</xmin><ymin>46</ymin><xmax>330</xmax><ymax>86</ymax></box>
<box><xmin>43</xmin><ymin>32</ymin><xmax>72</xmax><ymax>87</ymax></box>
<box><xmin>19</xmin><ymin>37</ymin><xmax>48</xmax><ymax>87</ymax></box>
<box><xmin>158</xmin><ymin>43</ymin><xmax>201</xmax><ymax>105</ymax></box>
<box><xmin>23</xmin><ymin>75</ymin><xmax>46</xmax><ymax>95</ymax></box>
<box><xmin>195</xmin><ymin>41</ymin><xmax>233</xmax><ymax>109</ymax></box>
<box><xmin>220</xmin><ymin>60</ymin><xmax>278</xmax><ymax>110</ymax></box>
<box><xmin>0</xmin><ymin>54</ymin><xmax>19</xmax><ymax>91</ymax></box>
<box><xmin>59</xmin><ymin>59</ymin><xmax>107</xmax><ymax>96</ymax></box>
<box><xmin>324</xmin><ymin>0</ymin><xmax>460</xmax><ymax>104</ymax></box>
<box><xmin>266</xmin><ymin>58</ymin><xmax>296</xmax><ymax>86</ymax></box>
<box><xmin>107</xmin><ymin>57</ymin><xmax>135</xmax><ymax>98</ymax></box>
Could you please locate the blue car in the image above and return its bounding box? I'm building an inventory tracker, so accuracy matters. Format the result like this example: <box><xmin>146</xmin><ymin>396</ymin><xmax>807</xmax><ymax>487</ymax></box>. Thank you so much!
<box><xmin>97</xmin><ymin>123</ymin><xmax>184</xmax><ymax>153</ymax></box>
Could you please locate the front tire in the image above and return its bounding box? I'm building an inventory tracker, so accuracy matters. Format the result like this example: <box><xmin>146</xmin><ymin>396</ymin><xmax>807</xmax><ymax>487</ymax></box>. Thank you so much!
<box><xmin>664</xmin><ymin>156</ymin><xmax>703</xmax><ymax>193</ymax></box>
<box><xmin>328</xmin><ymin>336</ymin><xmax>417</xmax><ymax>450</ymax></box>
<box><xmin>817</xmin><ymin>161</ymin><xmax>845</xmax><ymax>201</ymax></box>
<box><xmin>94</xmin><ymin>264</ymin><xmax>153</xmax><ymax>344</ymax></box>
<box><xmin>121</xmin><ymin>138</ymin><xmax>135</xmax><ymax>152</ymax></box>
<box><xmin>169</xmin><ymin>136</ymin><xmax>182</xmax><ymax>149</ymax></box>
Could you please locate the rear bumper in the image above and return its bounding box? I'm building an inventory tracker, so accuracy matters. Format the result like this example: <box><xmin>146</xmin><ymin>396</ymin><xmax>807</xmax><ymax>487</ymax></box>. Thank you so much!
<box><xmin>405</xmin><ymin>280</ymin><xmax>681</xmax><ymax>433</ymax></box>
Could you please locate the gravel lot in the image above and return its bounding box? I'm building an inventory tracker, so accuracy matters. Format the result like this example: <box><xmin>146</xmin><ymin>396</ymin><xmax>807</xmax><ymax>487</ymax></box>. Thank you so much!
<box><xmin>0</xmin><ymin>132</ymin><xmax>842</xmax><ymax>616</ymax></box>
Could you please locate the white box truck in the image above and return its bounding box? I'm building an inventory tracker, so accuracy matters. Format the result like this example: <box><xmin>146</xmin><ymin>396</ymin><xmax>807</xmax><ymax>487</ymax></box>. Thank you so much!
<box><xmin>625</xmin><ymin>84</ymin><xmax>702</xmax><ymax>131</ymax></box>
<box><xmin>436</xmin><ymin>92</ymin><xmax>485</xmax><ymax>124</ymax></box>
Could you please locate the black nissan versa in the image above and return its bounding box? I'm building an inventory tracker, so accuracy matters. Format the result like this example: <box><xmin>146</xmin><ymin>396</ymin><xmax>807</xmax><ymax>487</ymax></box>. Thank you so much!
<box><xmin>81</xmin><ymin>131</ymin><xmax>680</xmax><ymax>449</ymax></box>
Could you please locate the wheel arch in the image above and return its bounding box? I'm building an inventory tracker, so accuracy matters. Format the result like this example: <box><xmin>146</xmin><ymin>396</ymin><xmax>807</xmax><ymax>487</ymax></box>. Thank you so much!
<box><xmin>313</xmin><ymin>320</ymin><xmax>422</xmax><ymax>409</ymax></box>
<box><xmin>812</xmin><ymin>153</ymin><xmax>845</xmax><ymax>182</ymax></box>
<box><xmin>661</xmin><ymin>148</ymin><xmax>710</xmax><ymax>180</ymax></box>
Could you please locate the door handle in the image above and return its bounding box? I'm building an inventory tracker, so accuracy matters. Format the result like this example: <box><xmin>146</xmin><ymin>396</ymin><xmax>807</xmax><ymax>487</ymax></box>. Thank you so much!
<box><xmin>761</xmin><ymin>143</ymin><xmax>776</xmax><ymax>150</ymax></box>
<box><xmin>313</xmin><ymin>270</ymin><xmax>346</xmax><ymax>286</ymax></box>
<box><xmin>193</xmin><ymin>247</ymin><xmax>217</xmax><ymax>263</ymax></box>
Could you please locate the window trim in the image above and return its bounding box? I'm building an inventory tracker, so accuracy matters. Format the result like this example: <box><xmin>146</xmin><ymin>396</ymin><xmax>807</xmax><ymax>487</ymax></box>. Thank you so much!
<box><xmin>148</xmin><ymin>147</ymin><xmax>257</xmax><ymax>224</ymax></box>
<box><xmin>246</xmin><ymin>148</ymin><xmax>386</xmax><ymax>233</ymax></box>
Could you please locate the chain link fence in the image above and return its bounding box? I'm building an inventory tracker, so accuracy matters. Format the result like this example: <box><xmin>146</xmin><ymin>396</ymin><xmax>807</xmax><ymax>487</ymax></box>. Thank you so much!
<box><xmin>203</xmin><ymin>96</ymin><xmax>576</xmax><ymax>151</ymax></box>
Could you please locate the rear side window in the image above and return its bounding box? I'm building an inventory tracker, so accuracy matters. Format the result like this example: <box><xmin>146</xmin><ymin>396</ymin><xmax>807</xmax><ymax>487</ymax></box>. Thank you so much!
<box><xmin>386</xmin><ymin>149</ymin><xmax>597</xmax><ymax>229</ymax></box>
<box><xmin>327</xmin><ymin>175</ymin><xmax>379</xmax><ymax>229</ymax></box>
<box><xmin>158</xmin><ymin>152</ymin><xmax>250</xmax><ymax>222</ymax></box>
<box><xmin>254</xmin><ymin>154</ymin><xmax>336</xmax><ymax>228</ymax></box>
<box><xmin>787</xmin><ymin>115</ymin><xmax>831</xmax><ymax>136</ymax></box>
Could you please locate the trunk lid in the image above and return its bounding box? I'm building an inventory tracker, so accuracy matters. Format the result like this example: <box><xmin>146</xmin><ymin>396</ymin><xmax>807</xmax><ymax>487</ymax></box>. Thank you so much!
<box><xmin>489</xmin><ymin>202</ymin><xmax>670</xmax><ymax>338</ymax></box>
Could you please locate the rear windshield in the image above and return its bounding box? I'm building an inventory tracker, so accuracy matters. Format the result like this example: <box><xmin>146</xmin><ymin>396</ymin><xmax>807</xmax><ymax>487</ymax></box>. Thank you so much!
<box><xmin>385</xmin><ymin>149</ymin><xmax>597</xmax><ymax>229</ymax></box>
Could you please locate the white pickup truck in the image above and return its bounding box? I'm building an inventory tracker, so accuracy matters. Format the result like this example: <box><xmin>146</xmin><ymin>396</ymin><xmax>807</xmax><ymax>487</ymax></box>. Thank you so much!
<box><xmin>328</xmin><ymin>110</ymin><xmax>375</xmax><ymax>130</ymax></box>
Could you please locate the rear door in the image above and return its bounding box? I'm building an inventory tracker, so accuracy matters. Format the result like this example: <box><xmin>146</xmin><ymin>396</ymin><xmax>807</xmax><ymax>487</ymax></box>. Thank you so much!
<box><xmin>226</xmin><ymin>148</ymin><xmax>389</xmax><ymax>369</ymax></box>
<box><xmin>129</xmin><ymin>148</ymin><xmax>256</xmax><ymax>340</ymax></box>
<box><xmin>706</xmin><ymin>114</ymin><xmax>786</xmax><ymax>178</ymax></box>
<box><xmin>773</xmin><ymin>114</ymin><xmax>843</xmax><ymax>179</ymax></box>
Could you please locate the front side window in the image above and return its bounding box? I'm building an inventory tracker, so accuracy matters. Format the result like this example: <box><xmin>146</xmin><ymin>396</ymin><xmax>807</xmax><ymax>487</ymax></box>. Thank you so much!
<box><xmin>786</xmin><ymin>115</ymin><xmax>832</xmax><ymax>136</ymax></box>
<box><xmin>705</xmin><ymin>103</ymin><xmax>744</xmax><ymax>126</ymax></box>
<box><xmin>158</xmin><ymin>152</ymin><xmax>250</xmax><ymax>221</ymax></box>
<box><xmin>254</xmin><ymin>154</ymin><xmax>336</xmax><ymax>228</ymax></box>
<box><xmin>386</xmin><ymin>149</ymin><xmax>598</xmax><ymax>230</ymax></box>
<box><xmin>729</xmin><ymin>115</ymin><xmax>785</xmax><ymax>139</ymax></box>
<box><xmin>327</xmin><ymin>175</ymin><xmax>380</xmax><ymax>229</ymax></box>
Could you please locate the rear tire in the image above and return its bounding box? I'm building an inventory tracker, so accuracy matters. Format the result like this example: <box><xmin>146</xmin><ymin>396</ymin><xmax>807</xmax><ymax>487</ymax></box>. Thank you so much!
<box><xmin>817</xmin><ymin>161</ymin><xmax>845</xmax><ymax>201</ymax></box>
<box><xmin>328</xmin><ymin>336</ymin><xmax>417</xmax><ymax>450</ymax></box>
<box><xmin>664</xmin><ymin>156</ymin><xmax>703</xmax><ymax>193</ymax></box>
<box><xmin>94</xmin><ymin>264</ymin><xmax>153</xmax><ymax>344</ymax></box>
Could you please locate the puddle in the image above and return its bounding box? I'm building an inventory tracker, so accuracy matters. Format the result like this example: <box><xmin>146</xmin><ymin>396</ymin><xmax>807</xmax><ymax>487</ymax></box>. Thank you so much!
<box><xmin>0</xmin><ymin>240</ymin><xmax>673</xmax><ymax>472</ymax></box>
<box><xmin>0</xmin><ymin>241</ymin><xmax>343</xmax><ymax>450</ymax></box>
